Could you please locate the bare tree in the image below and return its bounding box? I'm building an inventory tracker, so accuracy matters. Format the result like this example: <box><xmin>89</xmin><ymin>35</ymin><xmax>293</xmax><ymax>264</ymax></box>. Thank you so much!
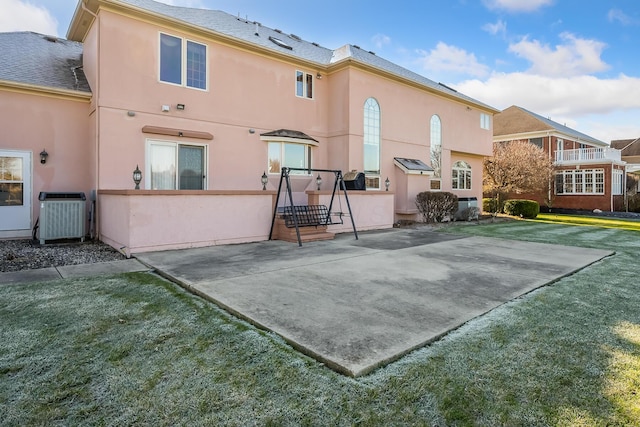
<box><xmin>483</xmin><ymin>141</ymin><xmax>555</xmax><ymax>213</ymax></box>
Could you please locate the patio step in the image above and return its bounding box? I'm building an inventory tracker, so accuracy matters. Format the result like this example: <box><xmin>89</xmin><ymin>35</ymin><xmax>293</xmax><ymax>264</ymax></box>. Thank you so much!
<box><xmin>272</xmin><ymin>218</ymin><xmax>335</xmax><ymax>243</ymax></box>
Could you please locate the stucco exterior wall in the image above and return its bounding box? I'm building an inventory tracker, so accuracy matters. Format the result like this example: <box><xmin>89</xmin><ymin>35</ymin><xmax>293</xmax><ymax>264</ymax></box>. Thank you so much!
<box><xmin>0</xmin><ymin>89</ymin><xmax>91</xmax><ymax>235</ymax></box>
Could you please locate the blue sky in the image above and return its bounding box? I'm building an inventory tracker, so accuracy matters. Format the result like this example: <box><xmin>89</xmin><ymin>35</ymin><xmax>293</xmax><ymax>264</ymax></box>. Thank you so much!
<box><xmin>3</xmin><ymin>0</ymin><xmax>640</xmax><ymax>143</ymax></box>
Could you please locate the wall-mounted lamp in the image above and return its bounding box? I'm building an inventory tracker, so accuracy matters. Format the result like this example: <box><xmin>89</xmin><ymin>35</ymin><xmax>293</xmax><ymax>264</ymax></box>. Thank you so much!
<box><xmin>316</xmin><ymin>173</ymin><xmax>322</xmax><ymax>191</ymax></box>
<box><xmin>316</xmin><ymin>72</ymin><xmax>322</xmax><ymax>79</ymax></box>
<box><xmin>133</xmin><ymin>164</ymin><xmax>142</xmax><ymax>190</ymax></box>
<box><xmin>249</xmin><ymin>128</ymin><xmax>256</xmax><ymax>134</ymax></box>
<box><xmin>385</xmin><ymin>177</ymin><xmax>390</xmax><ymax>191</ymax></box>
<box><xmin>261</xmin><ymin>171</ymin><xmax>268</xmax><ymax>190</ymax></box>
<box><xmin>39</xmin><ymin>149</ymin><xmax>48</xmax><ymax>164</ymax></box>
<box><xmin>176</xmin><ymin>104</ymin><xmax>185</xmax><ymax>110</ymax></box>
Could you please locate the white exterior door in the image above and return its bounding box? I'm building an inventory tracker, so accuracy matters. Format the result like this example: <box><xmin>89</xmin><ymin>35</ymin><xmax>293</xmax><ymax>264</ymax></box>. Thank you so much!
<box><xmin>0</xmin><ymin>150</ymin><xmax>32</xmax><ymax>233</ymax></box>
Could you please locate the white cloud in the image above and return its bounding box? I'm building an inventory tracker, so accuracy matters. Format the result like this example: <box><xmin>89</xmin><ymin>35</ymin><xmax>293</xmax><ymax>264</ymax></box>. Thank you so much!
<box><xmin>607</xmin><ymin>9</ymin><xmax>640</xmax><ymax>26</ymax></box>
<box><xmin>482</xmin><ymin>19</ymin><xmax>507</xmax><ymax>37</ymax></box>
<box><xmin>416</xmin><ymin>42</ymin><xmax>490</xmax><ymax>78</ymax></box>
<box><xmin>455</xmin><ymin>72</ymin><xmax>640</xmax><ymax>141</ymax></box>
<box><xmin>483</xmin><ymin>0</ymin><xmax>553</xmax><ymax>13</ymax></box>
<box><xmin>372</xmin><ymin>33</ymin><xmax>391</xmax><ymax>50</ymax></box>
<box><xmin>0</xmin><ymin>0</ymin><xmax>58</xmax><ymax>35</ymax></box>
<box><xmin>508</xmin><ymin>32</ymin><xmax>609</xmax><ymax>77</ymax></box>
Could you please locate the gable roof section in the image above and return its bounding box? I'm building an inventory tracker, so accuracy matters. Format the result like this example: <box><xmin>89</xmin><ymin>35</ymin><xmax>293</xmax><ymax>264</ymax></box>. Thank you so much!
<box><xmin>493</xmin><ymin>105</ymin><xmax>605</xmax><ymax>147</ymax></box>
<box><xmin>611</xmin><ymin>138</ymin><xmax>640</xmax><ymax>156</ymax></box>
<box><xmin>0</xmin><ymin>32</ymin><xmax>90</xmax><ymax>94</ymax></box>
<box><xmin>69</xmin><ymin>0</ymin><xmax>496</xmax><ymax>112</ymax></box>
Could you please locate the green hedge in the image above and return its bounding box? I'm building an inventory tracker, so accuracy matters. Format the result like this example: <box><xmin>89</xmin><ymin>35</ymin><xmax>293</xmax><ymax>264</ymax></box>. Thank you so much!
<box><xmin>503</xmin><ymin>199</ymin><xmax>540</xmax><ymax>219</ymax></box>
<box><xmin>482</xmin><ymin>198</ymin><xmax>503</xmax><ymax>214</ymax></box>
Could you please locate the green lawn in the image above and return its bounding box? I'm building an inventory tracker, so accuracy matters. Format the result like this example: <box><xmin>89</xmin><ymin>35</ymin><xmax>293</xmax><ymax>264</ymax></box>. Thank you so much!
<box><xmin>1</xmin><ymin>221</ymin><xmax>639</xmax><ymax>426</ymax></box>
<box><xmin>534</xmin><ymin>213</ymin><xmax>640</xmax><ymax>231</ymax></box>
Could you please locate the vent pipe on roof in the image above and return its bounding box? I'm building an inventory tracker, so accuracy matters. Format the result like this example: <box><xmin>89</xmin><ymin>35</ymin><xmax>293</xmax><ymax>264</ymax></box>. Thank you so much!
<box><xmin>255</xmin><ymin>22</ymin><xmax>259</xmax><ymax>36</ymax></box>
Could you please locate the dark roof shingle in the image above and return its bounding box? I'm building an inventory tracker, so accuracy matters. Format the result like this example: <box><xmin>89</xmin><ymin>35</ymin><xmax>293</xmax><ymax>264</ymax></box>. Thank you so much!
<box><xmin>0</xmin><ymin>31</ymin><xmax>90</xmax><ymax>93</ymax></box>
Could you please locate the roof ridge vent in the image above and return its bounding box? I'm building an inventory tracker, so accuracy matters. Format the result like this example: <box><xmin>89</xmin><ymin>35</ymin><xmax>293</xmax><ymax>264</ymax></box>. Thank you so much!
<box><xmin>353</xmin><ymin>44</ymin><xmax>361</xmax><ymax>49</ymax></box>
<box><xmin>438</xmin><ymin>82</ymin><xmax>457</xmax><ymax>92</ymax></box>
<box><xmin>44</xmin><ymin>35</ymin><xmax>58</xmax><ymax>43</ymax></box>
<box><xmin>274</xmin><ymin>28</ymin><xmax>282</xmax><ymax>33</ymax></box>
<box><xmin>290</xmin><ymin>33</ymin><xmax>301</xmax><ymax>41</ymax></box>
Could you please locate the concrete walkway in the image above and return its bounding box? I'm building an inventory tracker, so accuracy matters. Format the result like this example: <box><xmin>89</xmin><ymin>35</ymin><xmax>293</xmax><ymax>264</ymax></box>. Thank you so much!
<box><xmin>135</xmin><ymin>228</ymin><xmax>613</xmax><ymax>377</ymax></box>
<box><xmin>0</xmin><ymin>259</ymin><xmax>148</xmax><ymax>284</ymax></box>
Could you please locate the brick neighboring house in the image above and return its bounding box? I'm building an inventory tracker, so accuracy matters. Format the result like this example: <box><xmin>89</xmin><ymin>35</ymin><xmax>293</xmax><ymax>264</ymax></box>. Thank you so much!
<box><xmin>611</xmin><ymin>138</ymin><xmax>640</xmax><ymax>193</ymax></box>
<box><xmin>493</xmin><ymin>105</ymin><xmax>626</xmax><ymax>212</ymax></box>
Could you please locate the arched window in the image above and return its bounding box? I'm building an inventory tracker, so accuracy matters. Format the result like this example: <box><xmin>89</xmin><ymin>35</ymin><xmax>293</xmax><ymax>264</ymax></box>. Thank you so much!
<box><xmin>452</xmin><ymin>161</ymin><xmax>472</xmax><ymax>190</ymax></box>
<box><xmin>430</xmin><ymin>115</ymin><xmax>442</xmax><ymax>178</ymax></box>
<box><xmin>364</xmin><ymin>98</ymin><xmax>381</xmax><ymax>189</ymax></box>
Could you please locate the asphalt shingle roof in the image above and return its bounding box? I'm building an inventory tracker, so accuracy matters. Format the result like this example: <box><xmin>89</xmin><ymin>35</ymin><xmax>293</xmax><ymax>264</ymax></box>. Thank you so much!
<box><xmin>115</xmin><ymin>0</ymin><xmax>495</xmax><ymax>111</ymax></box>
<box><xmin>611</xmin><ymin>138</ymin><xmax>640</xmax><ymax>156</ymax></box>
<box><xmin>0</xmin><ymin>31</ymin><xmax>90</xmax><ymax>93</ymax></box>
<box><xmin>494</xmin><ymin>105</ymin><xmax>606</xmax><ymax>147</ymax></box>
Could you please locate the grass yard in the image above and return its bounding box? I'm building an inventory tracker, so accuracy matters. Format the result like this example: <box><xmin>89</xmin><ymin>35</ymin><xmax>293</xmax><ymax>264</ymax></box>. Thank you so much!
<box><xmin>1</xmin><ymin>220</ymin><xmax>639</xmax><ymax>426</ymax></box>
<box><xmin>535</xmin><ymin>213</ymin><xmax>640</xmax><ymax>231</ymax></box>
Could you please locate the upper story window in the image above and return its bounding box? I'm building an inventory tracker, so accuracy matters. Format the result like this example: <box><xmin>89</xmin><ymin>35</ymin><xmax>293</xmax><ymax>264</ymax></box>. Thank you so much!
<box><xmin>364</xmin><ymin>97</ymin><xmax>381</xmax><ymax>189</ymax></box>
<box><xmin>452</xmin><ymin>161</ymin><xmax>472</xmax><ymax>190</ymax></box>
<box><xmin>480</xmin><ymin>113</ymin><xmax>491</xmax><ymax>130</ymax></box>
<box><xmin>147</xmin><ymin>140</ymin><xmax>206</xmax><ymax>190</ymax></box>
<box><xmin>430</xmin><ymin>115</ymin><xmax>442</xmax><ymax>179</ymax></box>
<box><xmin>296</xmin><ymin>71</ymin><xmax>313</xmax><ymax>99</ymax></box>
<box><xmin>160</xmin><ymin>33</ymin><xmax>207</xmax><ymax>90</ymax></box>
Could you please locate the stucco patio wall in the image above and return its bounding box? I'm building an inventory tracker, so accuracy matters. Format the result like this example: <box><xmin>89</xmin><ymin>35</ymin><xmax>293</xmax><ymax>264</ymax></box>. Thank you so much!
<box><xmin>99</xmin><ymin>190</ymin><xmax>395</xmax><ymax>255</ymax></box>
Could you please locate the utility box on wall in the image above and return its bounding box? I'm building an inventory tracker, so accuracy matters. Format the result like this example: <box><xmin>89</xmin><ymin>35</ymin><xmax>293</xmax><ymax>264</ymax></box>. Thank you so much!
<box><xmin>38</xmin><ymin>192</ymin><xmax>86</xmax><ymax>244</ymax></box>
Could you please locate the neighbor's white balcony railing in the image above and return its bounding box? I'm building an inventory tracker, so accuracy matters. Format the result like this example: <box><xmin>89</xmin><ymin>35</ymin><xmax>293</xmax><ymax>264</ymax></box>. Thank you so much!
<box><xmin>555</xmin><ymin>147</ymin><xmax>621</xmax><ymax>164</ymax></box>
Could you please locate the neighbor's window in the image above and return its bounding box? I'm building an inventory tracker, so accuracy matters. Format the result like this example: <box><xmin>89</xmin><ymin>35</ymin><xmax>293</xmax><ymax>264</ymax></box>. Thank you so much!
<box><xmin>295</xmin><ymin>71</ymin><xmax>313</xmax><ymax>99</ymax></box>
<box><xmin>555</xmin><ymin>169</ymin><xmax>604</xmax><ymax>195</ymax></box>
<box><xmin>452</xmin><ymin>161</ymin><xmax>472</xmax><ymax>190</ymax></box>
<box><xmin>147</xmin><ymin>140</ymin><xmax>206</xmax><ymax>190</ymax></box>
<box><xmin>268</xmin><ymin>142</ymin><xmax>311</xmax><ymax>175</ymax></box>
<box><xmin>480</xmin><ymin>113</ymin><xmax>491</xmax><ymax>130</ymax></box>
<box><xmin>160</xmin><ymin>33</ymin><xmax>207</xmax><ymax>90</ymax></box>
<box><xmin>364</xmin><ymin>97</ymin><xmax>381</xmax><ymax>189</ymax></box>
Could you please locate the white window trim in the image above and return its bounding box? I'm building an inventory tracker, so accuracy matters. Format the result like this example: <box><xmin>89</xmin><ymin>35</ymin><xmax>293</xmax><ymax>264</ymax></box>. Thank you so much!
<box><xmin>612</xmin><ymin>168</ymin><xmax>624</xmax><ymax>196</ymax></box>
<box><xmin>452</xmin><ymin>161</ymin><xmax>472</xmax><ymax>190</ymax></box>
<box><xmin>480</xmin><ymin>113</ymin><xmax>491</xmax><ymax>130</ymax></box>
<box><xmin>295</xmin><ymin>70</ymin><xmax>314</xmax><ymax>99</ymax></box>
<box><xmin>145</xmin><ymin>139</ymin><xmax>208</xmax><ymax>190</ymax></box>
<box><xmin>555</xmin><ymin>169</ymin><xmax>605</xmax><ymax>195</ymax></box>
<box><xmin>159</xmin><ymin>32</ymin><xmax>209</xmax><ymax>91</ymax></box>
<box><xmin>262</xmin><ymin>138</ymin><xmax>313</xmax><ymax>175</ymax></box>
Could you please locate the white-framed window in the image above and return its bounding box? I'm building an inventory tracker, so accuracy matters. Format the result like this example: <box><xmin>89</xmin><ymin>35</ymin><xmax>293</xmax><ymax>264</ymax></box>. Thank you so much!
<box><xmin>160</xmin><ymin>33</ymin><xmax>207</xmax><ymax>90</ymax></box>
<box><xmin>612</xmin><ymin>169</ymin><xmax>624</xmax><ymax>195</ymax></box>
<box><xmin>268</xmin><ymin>141</ymin><xmax>312</xmax><ymax>175</ymax></box>
<box><xmin>555</xmin><ymin>169</ymin><xmax>604</xmax><ymax>195</ymax></box>
<box><xmin>295</xmin><ymin>70</ymin><xmax>314</xmax><ymax>99</ymax></box>
<box><xmin>146</xmin><ymin>140</ymin><xmax>206</xmax><ymax>190</ymax></box>
<box><xmin>480</xmin><ymin>113</ymin><xmax>491</xmax><ymax>130</ymax></box>
<box><xmin>452</xmin><ymin>161</ymin><xmax>472</xmax><ymax>190</ymax></box>
<box><xmin>430</xmin><ymin>115</ymin><xmax>442</xmax><ymax>178</ymax></box>
<box><xmin>557</xmin><ymin>139</ymin><xmax>564</xmax><ymax>151</ymax></box>
<box><xmin>364</xmin><ymin>97</ymin><xmax>381</xmax><ymax>189</ymax></box>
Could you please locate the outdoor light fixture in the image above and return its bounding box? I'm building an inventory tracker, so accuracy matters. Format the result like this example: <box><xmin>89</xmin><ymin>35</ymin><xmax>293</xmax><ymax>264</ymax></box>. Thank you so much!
<box><xmin>385</xmin><ymin>177</ymin><xmax>390</xmax><ymax>191</ymax></box>
<box><xmin>316</xmin><ymin>72</ymin><xmax>322</xmax><ymax>79</ymax></box>
<box><xmin>261</xmin><ymin>171</ymin><xmax>268</xmax><ymax>190</ymax></box>
<box><xmin>133</xmin><ymin>165</ymin><xmax>142</xmax><ymax>190</ymax></box>
<box><xmin>39</xmin><ymin>149</ymin><xmax>48</xmax><ymax>164</ymax></box>
<box><xmin>316</xmin><ymin>174</ymin><xmax>322</xmax><ymax>191</ymax></box>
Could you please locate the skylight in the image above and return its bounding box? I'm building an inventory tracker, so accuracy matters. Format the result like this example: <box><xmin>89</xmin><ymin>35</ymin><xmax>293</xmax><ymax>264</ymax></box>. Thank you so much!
<box><xmin>269</xmin><ymin>36</ymin><xmax>293</xmax><ymax>50</ymax></box>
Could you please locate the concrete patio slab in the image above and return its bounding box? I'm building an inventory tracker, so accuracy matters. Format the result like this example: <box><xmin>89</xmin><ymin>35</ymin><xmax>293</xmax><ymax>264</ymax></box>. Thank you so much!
<box><xmin>136</xmin><ymin>228</ymin><xmax>613</xmax><ymax>377</ymax></box>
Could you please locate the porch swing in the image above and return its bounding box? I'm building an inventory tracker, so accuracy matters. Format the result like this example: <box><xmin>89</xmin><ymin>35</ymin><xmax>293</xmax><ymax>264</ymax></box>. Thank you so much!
<box><xmin>268</xmin><ymin>167</ymin><xmax>358</xmax><ymax>246</ymax></box>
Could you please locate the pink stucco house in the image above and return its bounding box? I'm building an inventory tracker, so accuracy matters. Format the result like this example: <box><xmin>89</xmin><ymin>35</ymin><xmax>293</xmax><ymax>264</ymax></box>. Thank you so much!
<box><xmin>0</xmin><ymin>0</ymin><xmax>497</xmax><ymax>254</ymax></box>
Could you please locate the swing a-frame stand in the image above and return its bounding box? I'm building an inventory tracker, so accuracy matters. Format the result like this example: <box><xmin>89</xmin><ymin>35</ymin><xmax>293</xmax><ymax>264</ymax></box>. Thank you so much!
<box><xmin>269</xmin><ymin>167</ymin><xmax>358</xmax><ymax>246</ymax></box>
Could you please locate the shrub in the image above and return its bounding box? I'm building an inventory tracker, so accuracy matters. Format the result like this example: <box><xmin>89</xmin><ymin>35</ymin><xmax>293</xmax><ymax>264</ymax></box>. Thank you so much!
<box><xmin>628</xmin><ymin>194</ymin><xmax>640</xmax><ymax>213</ymax></box>
<box><xmin>457</xmin><ymin>206</ymin><xmax>480</xmax><ymax>221</ymax></box>
<box><xmin>416</xmin><ymin>191</ymin><xmax>458</xmax><ymax>223</ymax></box>
<box><xmin>503</xmin><ymin>199</ymin><xmax>540</xmax><ymax>219</ymax></box>
<box><xmin>482</xmin><ymin>197</ymin><xmax>503</xmax><ymax>214</ymax></box>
